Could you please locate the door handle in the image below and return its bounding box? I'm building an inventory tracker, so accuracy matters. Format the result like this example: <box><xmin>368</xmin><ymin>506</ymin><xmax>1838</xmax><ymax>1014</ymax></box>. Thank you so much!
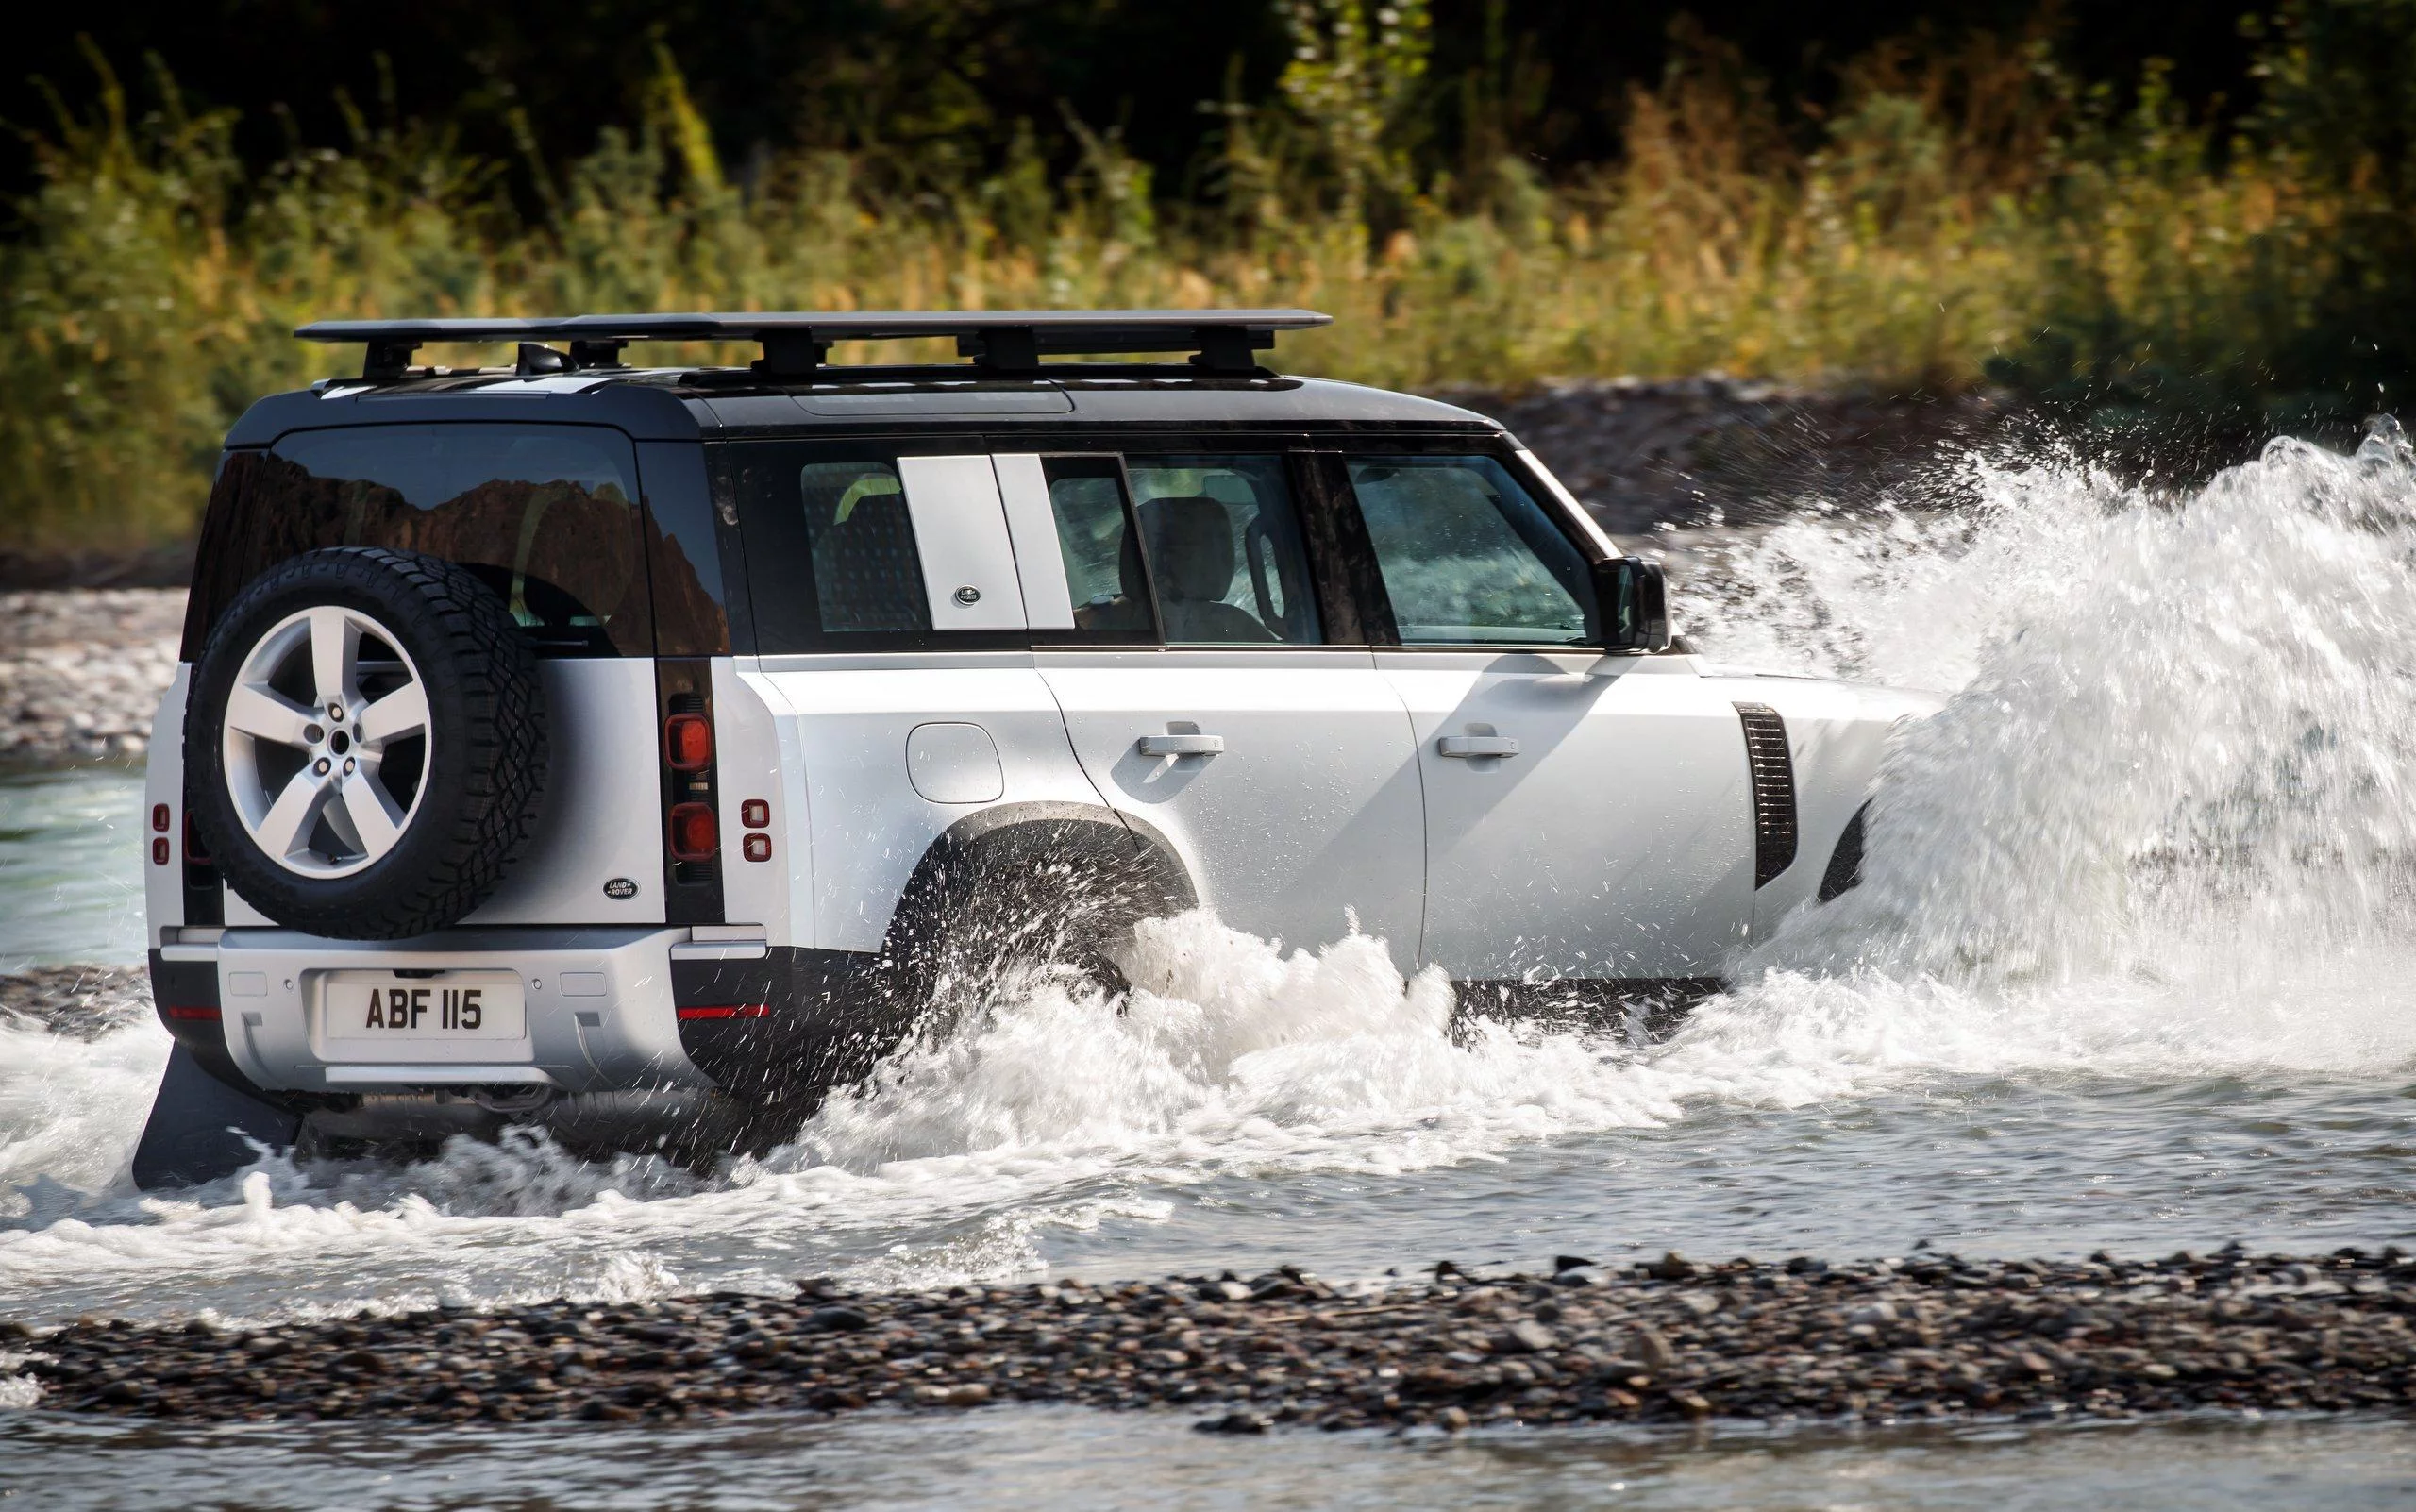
<box><xmin>1437</xmin><ymin>734</ymin><xmax>1520</xmax><ymax>759</ymax></box>
<box><xmin>1138</xmin><ymin>733</ymin><xmax>1226</xmax><ymax>757</ymax></box>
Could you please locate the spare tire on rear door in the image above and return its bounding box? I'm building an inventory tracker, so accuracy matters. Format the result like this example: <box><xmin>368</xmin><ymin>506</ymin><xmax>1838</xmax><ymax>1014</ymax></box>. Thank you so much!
<box><xmin>186</xmin><ymin>546</ymin><xmax>550</xmax><ymax>940</ymax></box>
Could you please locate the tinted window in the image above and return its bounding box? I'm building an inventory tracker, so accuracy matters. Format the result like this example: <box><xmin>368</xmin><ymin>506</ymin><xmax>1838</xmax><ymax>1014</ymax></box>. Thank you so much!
<box><xmin>1124</xmin><ymin>457</ymin><xmax>1320</xmax><ymax>645</ymax></box>
<box><xmin>1348</xmin><ymin>456</ymin><xmax>1593</xmax><ymax>646</ymax></box>
<box><xmin>730</xmin><ymin>445</ymin><xmax>951</xmax><ymax>652</ymax></box>
<box><xmin>228</xmin><ymin>424</ymin><xmax>650</xmax><ymax>655</ymax></box>
<box><xmin>797</xmin><ymin>461</ymin><xmax>930</xmax><ymax>634</ymax></box>
<box><xmin>1042</xmin><ymin>458</ymin><xmax>1153</xmax><ymax>639</ymax></box>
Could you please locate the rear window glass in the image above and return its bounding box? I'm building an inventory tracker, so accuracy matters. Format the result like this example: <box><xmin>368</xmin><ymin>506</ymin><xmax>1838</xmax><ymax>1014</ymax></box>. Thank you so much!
<box><xmin>223</xmin><ymin>424</ymin><xmax>650</xmax><ymax>655</ymax></box>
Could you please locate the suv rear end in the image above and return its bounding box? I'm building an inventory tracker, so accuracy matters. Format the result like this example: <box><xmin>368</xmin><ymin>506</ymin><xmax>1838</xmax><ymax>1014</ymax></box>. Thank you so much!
<box><xmin>141</xmin><ymin>372</ymin><xmax>773</xmax><ymax>1181</ymax></box>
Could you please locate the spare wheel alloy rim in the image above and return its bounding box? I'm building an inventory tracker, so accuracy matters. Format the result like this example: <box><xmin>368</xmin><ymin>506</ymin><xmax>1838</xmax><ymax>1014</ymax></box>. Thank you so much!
<box><xmin>220</xmin><ymin>604</ymin><xmax>432</xmax><ymax>880</ymax></box>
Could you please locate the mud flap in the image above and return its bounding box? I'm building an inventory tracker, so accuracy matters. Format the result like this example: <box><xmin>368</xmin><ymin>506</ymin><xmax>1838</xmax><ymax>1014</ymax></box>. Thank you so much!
<box><xmin>129</xmin><ymin>1044</ymin><xmax>302</xmax><ymax>1189</ymax></box>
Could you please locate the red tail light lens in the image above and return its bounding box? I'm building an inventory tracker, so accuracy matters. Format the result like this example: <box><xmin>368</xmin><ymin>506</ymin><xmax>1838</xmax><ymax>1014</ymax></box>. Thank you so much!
<box><xmin>152</xmin><ymin>803</ymin><xmax>171</xmax><ymax>833</ymax></box>
<box><xmin>183</xmin><ymin>811</ymin><xmax>211</xmax><ymax>865</ymax></box>
<box><xmin>668</xmin><ymin>801</ymin><xmax>719</xmax><ymax>862</ymax></box>
<box><xmin>664</xmin><ymin>713</ymin><xmax>713</xmax><ymax>772</ymax></box>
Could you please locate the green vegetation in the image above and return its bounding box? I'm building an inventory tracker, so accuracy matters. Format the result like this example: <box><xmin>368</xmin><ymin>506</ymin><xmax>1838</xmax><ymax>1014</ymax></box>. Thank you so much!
<box><xmin>5</xmin><ymin>1</ymin><xmax>2413</xmax><ymax>555</ymax></box>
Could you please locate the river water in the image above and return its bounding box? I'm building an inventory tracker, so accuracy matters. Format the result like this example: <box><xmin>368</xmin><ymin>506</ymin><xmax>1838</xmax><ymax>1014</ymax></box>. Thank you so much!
<box><xmin>5</xmin><ymin>429</ymin><xmax>2416</xmax><ymax>1505</ymax></box>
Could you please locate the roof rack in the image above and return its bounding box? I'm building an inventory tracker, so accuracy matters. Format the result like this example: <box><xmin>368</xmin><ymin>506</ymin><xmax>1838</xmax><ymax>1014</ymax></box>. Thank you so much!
<box><xmin>294</xmin><ymin>309</ymin><xmax>1333</xmax><ymax>381</ymax></box>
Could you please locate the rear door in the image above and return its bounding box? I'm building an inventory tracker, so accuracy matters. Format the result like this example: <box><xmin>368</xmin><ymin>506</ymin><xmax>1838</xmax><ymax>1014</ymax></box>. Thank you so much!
<box><xmin>1338</xmin><ymin>452</ymin><xmax>1754</xmax><ymax>983</ymax></box>
<box><xmin>1001</xmin><ymin>447</ymin><xmax>1427</xmax><ymax>967</ymax></box>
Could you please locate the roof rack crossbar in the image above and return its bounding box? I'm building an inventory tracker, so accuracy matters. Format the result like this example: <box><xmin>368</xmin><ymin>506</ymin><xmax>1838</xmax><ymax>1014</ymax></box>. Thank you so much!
<box><xmin>295</xmin><ymin>309</ymin><xmax>1329</xmax><ymax>378</ymax></box>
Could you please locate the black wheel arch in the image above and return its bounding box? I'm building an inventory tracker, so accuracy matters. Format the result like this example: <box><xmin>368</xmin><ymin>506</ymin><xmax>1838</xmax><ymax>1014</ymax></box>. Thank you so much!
<box><xmin>880</xmin><ymin>800</ymin><xmax>1198</xmax><ymax>961</ymax></box>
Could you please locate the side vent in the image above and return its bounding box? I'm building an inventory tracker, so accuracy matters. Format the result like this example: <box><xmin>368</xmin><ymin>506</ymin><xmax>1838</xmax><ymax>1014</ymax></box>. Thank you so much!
<box><xmin>1735</xmin><ymin>703</ymin><xmax>1798</xmax><ymax>888</ymax></box>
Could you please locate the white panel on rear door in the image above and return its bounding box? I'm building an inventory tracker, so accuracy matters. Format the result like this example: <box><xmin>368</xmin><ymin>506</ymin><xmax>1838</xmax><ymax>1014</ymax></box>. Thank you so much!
<box><xmin>992</xmin><ymin>454</ymin><xmax>1076</xmax><ymax>630</ymax></box>
<box><xmin>898</xmin><ymin>456</ymin><xmax>1028</xmax><ymax>631</ymax></box>
<box><xmin>1040</xmin><ymin>648</ymin><xmax>1427</xmax><ymax>970</ymax></box>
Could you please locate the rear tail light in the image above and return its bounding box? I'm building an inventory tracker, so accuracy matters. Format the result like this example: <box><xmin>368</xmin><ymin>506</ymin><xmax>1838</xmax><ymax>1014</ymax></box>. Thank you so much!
<box><xmin>668</xmin><ymin>801</ymin><xmax>719</xmax><ymax>862</ymax></box>
<box><xmin>183</xmin><ymin>810</ymin><xmax>211</xmax><ymax>865</ymax></box>
<box><xmin>664</xmin><ymin>712</ymin><xmax>713</xmax><ymax>771</ymax></box>
<box><xmin>656</xmin><ymin>673</ymin><xmax>723</xmax><ymax>922</ymax></box>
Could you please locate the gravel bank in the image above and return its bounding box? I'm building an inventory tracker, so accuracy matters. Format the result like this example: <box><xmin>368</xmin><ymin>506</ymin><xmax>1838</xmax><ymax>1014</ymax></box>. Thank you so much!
<box><xmin>13</xmin><ymin>1250</ymin><xmax>2411</xmax><ymax>1432</ymax></box>
<box><xmin>1450</xmin><ymin>378</ymin><xmax>2015</xmax><ymax>535</ymax></box>
<box><xmin>0</xmin><ymin>591</ymin><xmax>183</xmax><ymax>768</ymax></box>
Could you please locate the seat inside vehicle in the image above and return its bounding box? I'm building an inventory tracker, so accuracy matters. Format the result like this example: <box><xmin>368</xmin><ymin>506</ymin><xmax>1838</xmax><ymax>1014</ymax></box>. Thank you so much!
<box><xmin>1132</xmin><ymin>495</ymin><xmax>1280</xmax><ymax>644</ymax></box>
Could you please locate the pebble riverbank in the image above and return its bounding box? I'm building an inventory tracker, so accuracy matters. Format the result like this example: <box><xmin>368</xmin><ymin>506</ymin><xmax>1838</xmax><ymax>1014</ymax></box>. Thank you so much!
<box><xmin>12</xmin><ymin>1250</ymin><xmax>2411</xmax><ymax>1433</ymax></box>
<box><xmin>0</xmin><ymin>967</ymin><xmax>150</xmax><ymax>1038</ymax></box>
<box><xmin>0</xmin><ymin>591</ymin><xmax>183</xmax><ymax>768</ymax></box>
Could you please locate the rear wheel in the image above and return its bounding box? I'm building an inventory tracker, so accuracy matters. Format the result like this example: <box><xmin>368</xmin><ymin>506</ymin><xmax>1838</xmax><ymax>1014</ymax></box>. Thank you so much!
<box><xmin>186</xmin><ymin>547</ymin><xmax>548</xmax><ymax>939</ymax></box>
<box><xmin>883</xmin><ymin>817</ymin><xmax>1194</xmax><ymax>1024</ymax></box>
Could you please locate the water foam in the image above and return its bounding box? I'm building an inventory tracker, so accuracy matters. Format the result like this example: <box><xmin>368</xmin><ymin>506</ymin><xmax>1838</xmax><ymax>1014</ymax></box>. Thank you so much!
<box><xmin>7</xmin><ymin>424</ymin><xmax>2416</xmax><ymax>1320</ymax></box>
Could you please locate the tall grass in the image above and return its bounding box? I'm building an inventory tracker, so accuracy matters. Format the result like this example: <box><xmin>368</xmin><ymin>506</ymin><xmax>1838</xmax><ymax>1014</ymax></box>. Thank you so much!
<box><xmin>1</xmin><ymin>7</ymin><xmax>2403</xmax><ymax>555</ymax></box>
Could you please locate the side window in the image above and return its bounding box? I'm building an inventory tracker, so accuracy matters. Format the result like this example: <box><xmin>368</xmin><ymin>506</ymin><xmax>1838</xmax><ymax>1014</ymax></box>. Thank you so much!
<box><xmin>228</xmin><ymin>424</ymin><xmax>651</xmax><ymax>655</ymax></box>
<box><xmin>1123</xmin><ymin>456</ymin><xmax>1321</xmax><ymax>645</ymax></box>
<box><xmin>797</xmin><ymin>461</ymin><xmax>929</xmax><ymax>634</ymax></box>
<box><xmin>1040</xmin><ymin>457</ymin><xmax>1153</xmax><ymax>638</ymax></box>
<box><xmin>1346</xmin><ymin>456</ymin><xmax>1595</xmax><ymax>646</ymax></box>
<box><xmin>730</xmin><ymin>447</ymin><xmax>941</xmax><ymax>651</ymax></box>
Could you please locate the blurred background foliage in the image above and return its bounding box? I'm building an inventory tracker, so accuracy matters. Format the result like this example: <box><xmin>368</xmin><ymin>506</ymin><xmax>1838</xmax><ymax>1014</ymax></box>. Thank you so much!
<box><xmin>3</xmin><ymin>0</ymin><xmax>2413</xmax><ymax>552</ymax></box>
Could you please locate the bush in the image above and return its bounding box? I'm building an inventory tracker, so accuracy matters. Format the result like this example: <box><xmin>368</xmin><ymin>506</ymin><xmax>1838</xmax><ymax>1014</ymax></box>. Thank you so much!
<box><xmin>3</xmin><ymin>3</ymin><xmax>2410</xmax><ymax>554</ymax></box>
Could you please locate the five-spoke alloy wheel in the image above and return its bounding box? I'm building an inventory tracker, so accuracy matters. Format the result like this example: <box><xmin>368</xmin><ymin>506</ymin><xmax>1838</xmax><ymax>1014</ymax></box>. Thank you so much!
<box><xmin>221</xmin><ymin>604</ymin><xmax>431</xmax><ymax>878</ymax></box>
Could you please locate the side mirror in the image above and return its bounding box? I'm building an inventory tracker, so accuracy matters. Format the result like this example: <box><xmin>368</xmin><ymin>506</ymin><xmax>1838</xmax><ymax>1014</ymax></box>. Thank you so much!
<box><xmin>1591</xmin><ymin>557</ymin><xmax>1669</xmax><ymax>652</ymax></box>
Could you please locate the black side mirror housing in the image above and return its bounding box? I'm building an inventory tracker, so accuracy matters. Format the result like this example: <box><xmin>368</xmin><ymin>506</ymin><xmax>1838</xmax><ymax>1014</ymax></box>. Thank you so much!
<box><xmin>1592</xmin><ymin>557</ymin><xmax>1670</xmax><ymax>652</ymax></box>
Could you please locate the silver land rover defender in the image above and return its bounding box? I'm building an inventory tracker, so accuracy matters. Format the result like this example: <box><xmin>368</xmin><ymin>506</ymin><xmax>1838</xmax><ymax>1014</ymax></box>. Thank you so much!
<box><xmin>133</xmin><ymin>310</ymin><xmax>1926</xmax><ymax>1186</ymax></box>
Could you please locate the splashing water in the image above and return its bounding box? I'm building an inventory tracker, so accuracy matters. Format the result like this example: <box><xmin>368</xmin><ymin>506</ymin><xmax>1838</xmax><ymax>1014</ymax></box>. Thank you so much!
<box><xmin>5</xmin><ymin>425</ymin><xmax>2416</xmax><ymax>1325</ymax></box>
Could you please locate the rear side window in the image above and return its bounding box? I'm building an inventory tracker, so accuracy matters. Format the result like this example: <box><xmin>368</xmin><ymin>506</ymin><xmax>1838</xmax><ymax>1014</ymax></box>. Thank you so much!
<box><xmin>1347</xmin><ymin>456</ymin><xmax>1594</xmax><ymax>646</ymax></box>
<box><xmin>1121</xmin><ymin>456</ymin><xmax>1321</xmax><ymax>645</ymax></box>
<box><xmin>797</xmin><ymin>461</ymin><xmax>929</xmax><ymax>634</ymax></box>
<box><xmin>730</xmin><ymin>445</ymin><xmax>953</xmax><ymax>652</ymax></box>
<box><xmin>223</xmin><ymin>424</ymin><xmax>650</xmax><ymax>655</ymax></box>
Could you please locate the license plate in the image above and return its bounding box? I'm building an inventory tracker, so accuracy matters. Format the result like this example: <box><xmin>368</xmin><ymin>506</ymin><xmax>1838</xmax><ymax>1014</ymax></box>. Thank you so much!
<box><xmin>321</xmin><ymin>972</ymin><xmax>527</xmax><ymax>1043</ymax></box>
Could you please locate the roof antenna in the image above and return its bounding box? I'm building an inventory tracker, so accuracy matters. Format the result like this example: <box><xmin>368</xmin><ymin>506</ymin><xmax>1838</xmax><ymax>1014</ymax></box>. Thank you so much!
<box><xmin>516</xmin><ymin>343</ymin><xmax>570</xmax><ymax>376</ymax></box>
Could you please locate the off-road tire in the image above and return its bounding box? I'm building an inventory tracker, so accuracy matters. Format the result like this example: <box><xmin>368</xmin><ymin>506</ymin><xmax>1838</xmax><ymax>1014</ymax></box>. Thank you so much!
<box><xmin>186</xmin><ymin>546</ymin><xmax>549</xmax><ymax>939</ymax></box>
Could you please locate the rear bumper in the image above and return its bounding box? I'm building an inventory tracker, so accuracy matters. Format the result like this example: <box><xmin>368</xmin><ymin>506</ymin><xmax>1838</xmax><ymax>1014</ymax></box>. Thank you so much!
<box><xmin>160</xmin><ymin>926</ymin><xmax>716</xmax><ymax>1096</ymax></box>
